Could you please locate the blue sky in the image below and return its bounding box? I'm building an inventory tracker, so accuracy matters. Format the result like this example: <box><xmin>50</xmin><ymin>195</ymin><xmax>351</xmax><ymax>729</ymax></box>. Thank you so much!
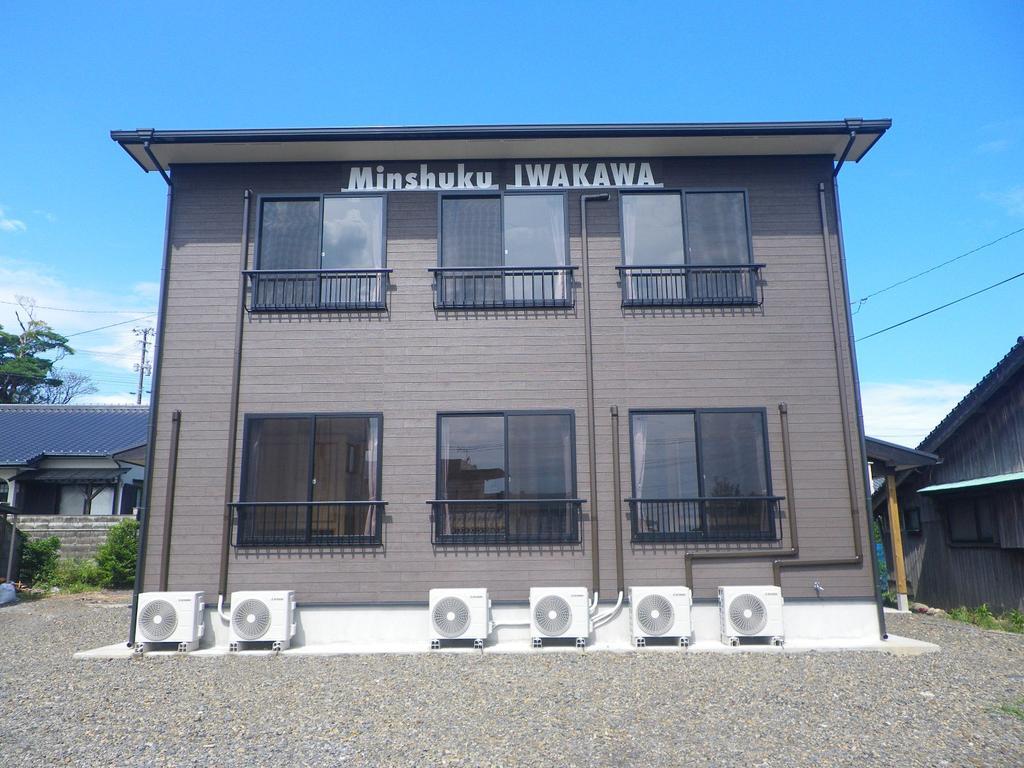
<box><xmin>1</xmin><ymin>2</ymin><xmax>1021</xmax><ymax>444</ymax></box>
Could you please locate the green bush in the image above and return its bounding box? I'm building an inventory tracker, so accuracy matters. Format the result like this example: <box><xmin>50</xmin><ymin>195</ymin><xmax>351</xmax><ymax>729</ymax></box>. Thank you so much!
<box><xmin>17</xmin><ymin>535</ymin><xmax>61</xmax><ymax>585</ymax></box>
<box><xmin>946</xmin><ymin>604</ymin><xmax>1023</xmax><ymax>633</ymax></box>
<box><xmin>95</xmin><ymin>518</ymin><xmax>139</xmax><ymax>588</ymax></box>
<box><xmin>45</xmin><ymin>557</ymin><xmax>105</xmax><ymax>593</ymax></box>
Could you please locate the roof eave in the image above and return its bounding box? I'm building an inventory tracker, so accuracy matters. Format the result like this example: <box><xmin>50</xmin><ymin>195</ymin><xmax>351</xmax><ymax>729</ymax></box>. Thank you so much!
<box><xmin>111</xmin><ymin>119</ymin><xmax>891</xmax><ymax>172</ymax></box>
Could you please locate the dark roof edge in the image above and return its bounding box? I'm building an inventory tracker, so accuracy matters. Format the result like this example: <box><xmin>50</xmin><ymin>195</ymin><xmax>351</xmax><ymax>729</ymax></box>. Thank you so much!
<box><xmin>111</xmin><ymin>119</ymin><xmax>891</xmax><ymax>146</ymax></box>
<box><xmin>918</xmin><ymin>336</ymin><xmax>1024</xmax><ymax>453</ymax></box>
<box><xmin>865</xmin><ymin>436</ymin><xmax>940</xmax><ymax>469</ymax></box>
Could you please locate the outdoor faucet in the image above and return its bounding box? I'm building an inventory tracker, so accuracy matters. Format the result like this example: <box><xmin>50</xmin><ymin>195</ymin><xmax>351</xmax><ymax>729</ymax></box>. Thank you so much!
<box><xmin>813</xmin><ymin>580</ymin><xmax>824</xmax><ymax>595</ymax></box>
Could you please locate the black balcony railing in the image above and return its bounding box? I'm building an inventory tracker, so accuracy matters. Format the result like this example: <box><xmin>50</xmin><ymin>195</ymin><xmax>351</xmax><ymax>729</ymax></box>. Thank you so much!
<box><xmin>429</xmin><ymin>499</ymin><xmax>584</xmax><ymax>545</ymax></box>
<box><xmin>429</xmin><ymin>266</ymin><xmax>577</xmax><ymax>309</ymax></box>
<box><xmin>616</xmin><ymin>264</ymin><xmax>764</xmax><ymax>307</ymax></box>
<box><xmin>231</xmin><ymin>501</ymin><xmax>385</xmax><ymax>547</ymax></box>
<box><xmin>627</xmin><ymin>496</ymin><xmax>782</xmax><ymax>543</ymax></box>
<box><xmin>245</xmin><ymin>269</ymin><xmax>392</xmax><ymax>311</ymax></box>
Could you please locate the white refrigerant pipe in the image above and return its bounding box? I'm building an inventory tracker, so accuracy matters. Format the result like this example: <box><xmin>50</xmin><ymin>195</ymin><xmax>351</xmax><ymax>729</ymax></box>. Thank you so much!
<box><xmin>217</xmin><ymin>594</ymin><xmax>231</xmax><ymax>624</ymax></box>
<box><xmin>591</xmin><ymin>591</ymin><xmax>624</xmax><ymax>628</ymax></box>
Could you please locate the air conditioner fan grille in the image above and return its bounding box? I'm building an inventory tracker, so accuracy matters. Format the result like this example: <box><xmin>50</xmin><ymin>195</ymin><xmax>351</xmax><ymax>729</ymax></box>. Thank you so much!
<box><xmin>728</xmin><ymin>593</ymin><xmax>768</xmax><ymax>635</ymax></box>
<box><xmin>533</xmin><ymin>595</ymin><xmax>573</xmax><ymax>636</ymax></box>
<box><xmin>636</xmin><ymin>594</ymin><xmax>675</xmax><ymax>636</ymax></box>
<box><xmin>138</xmin><ymin>598</ymin><xmax>178</xmax><ymax>641</ymax></box>
<box><xmin>232</xmin><ymin>598</ymin><xmax>272</xmax><ymax>640</ymax></box>
<box><xmin>432</xmin><ymin>596</ymin><xmax>472</xmax><ymax>638</ymax></box>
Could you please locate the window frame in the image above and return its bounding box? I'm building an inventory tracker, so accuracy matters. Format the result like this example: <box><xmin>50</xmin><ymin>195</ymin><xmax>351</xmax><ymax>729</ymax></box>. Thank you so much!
<box><xmin>617</xmin><ymin>187</ymin><xmax>754</xmax><ymax>269</ymax></box>
<box><xmin>0</xmin><ymin>478</ymin><xmax>8</xmax><ymax>505</ymax></box>
<box><xmin>236</xmin><ymin>411</ymin><xmax>385</xmax><ymax>548</ymax></box>
<box><xmin>254</xmin><ymin>192</ymin><xmax>389</xmax><ymax>273</ymax></box>
<box><xmin>945</xmin><ymin>495</ymin><xmax>1000</xmax><ymax>547</ymax></box>
<box><xmin>434</xmin><ymin>409</ymin><xmax>578</xmax><ymax>501</ymax></box>
<box><xmin>436</xmin><ymin>189</ymin><xmax>571</xmax><ymax>270</ymax></box>
<box><xmin>617</xmin><ymin>188</ymin><xmax>759</xmax><ymax>307</ymax></box>
<box><xmin>628</xmin><ymin>407</ymin><xmax>773</xmax><ymax>500</ymax></box>
<box><xmin>626</xmin><ymin>407</ymin><xmax>778</xmax><ymax>543</ymax></box>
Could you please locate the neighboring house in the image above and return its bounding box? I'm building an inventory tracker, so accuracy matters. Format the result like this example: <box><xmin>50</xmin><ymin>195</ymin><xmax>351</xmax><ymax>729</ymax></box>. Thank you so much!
<box><xmin>111</xmin><ymin>119</ymin><xmax>891</xmax><ymax>645</ymax></box>
<box><xmin>0</xmin><ymin>405</ymin><xmax>149</xmax><ymax>518</ymax></box>
<box><xmin>873</xmin><ymin>336</ymin><xmax>1024</xmax><ymax>612</ymax></box>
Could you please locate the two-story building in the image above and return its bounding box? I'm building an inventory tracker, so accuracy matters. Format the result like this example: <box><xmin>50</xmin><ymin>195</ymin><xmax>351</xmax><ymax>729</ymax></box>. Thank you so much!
<box><xmin>112</xmin><ymin>119</ymin><xmax>891</xmax><ymax>648</ymax></box>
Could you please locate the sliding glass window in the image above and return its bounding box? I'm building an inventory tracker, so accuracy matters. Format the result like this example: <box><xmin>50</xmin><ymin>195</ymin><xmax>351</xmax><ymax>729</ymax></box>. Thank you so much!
<box><xmin>236</xmin><ymin>414</ymin><xmax>383</xmax><ymax>546</ymax></box>
<box><xmin>251</xmin><ymin>195</ymin><xmax>388</xmax><ymax>310</ymax></box>
<box><xmin>619</xmin><ymin>190</ymin><xmax>758</xmax><ymax>306</ymax></box>
<box><xmin>629</xmin><ymin>409</ymin><xmax>778</xmax><ymax>542</ymax></box>
<box><xmin>435</xmin><ymin>193</ymin><xmax>571</xmax><ymax>308</ymax></box>
<box><xmin>433</xmin><ymin>411</ymin><xmax>580</xmax><ymax>544</ymax></box>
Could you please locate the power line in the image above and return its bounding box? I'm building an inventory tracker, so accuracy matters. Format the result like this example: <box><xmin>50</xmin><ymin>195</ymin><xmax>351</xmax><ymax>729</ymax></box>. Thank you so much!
<box><xmin>65</xmin><ymin>314</ymin><xmax>156</xmax><ymax>338</ymax></box>
<box><xmin>850</xmin><ymin>226</ymin><xmax>1024</xmax><ymax>313</ymax></box>
<box><xmin>856</xmin><ymin>269</ymin><xmax>1024</xmax><ymax>342</ymax></box>
<box><xmin>0</xmin><ymin>297</ymin><xmax>154</xmax><ymax>315</ymax></box>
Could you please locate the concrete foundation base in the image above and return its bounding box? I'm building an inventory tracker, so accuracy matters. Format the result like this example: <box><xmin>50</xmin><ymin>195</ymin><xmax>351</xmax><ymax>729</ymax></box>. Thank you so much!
<box><xmin>76</xmin><ymin>598</ymin><xmax>939</xmax><ymax>659</ymax></box>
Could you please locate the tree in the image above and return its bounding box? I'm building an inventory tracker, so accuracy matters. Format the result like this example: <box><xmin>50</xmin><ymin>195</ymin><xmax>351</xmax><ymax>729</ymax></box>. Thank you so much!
<box><xmin>37</xmin><ymin>368</ymin><xmax>98</xmax><ymax>404</ymax></box>
<box><xmin>0</xmin><ymin>297</ymin><xmax>75</xmax><ymax>404</ymax></box>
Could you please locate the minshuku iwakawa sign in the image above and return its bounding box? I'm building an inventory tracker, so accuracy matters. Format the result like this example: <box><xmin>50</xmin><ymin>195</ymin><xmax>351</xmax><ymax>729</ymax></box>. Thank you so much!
<box><xmin>345</xmin><ymin>162</ymin><xmax>661</xmax><ymax>191</ymax></box>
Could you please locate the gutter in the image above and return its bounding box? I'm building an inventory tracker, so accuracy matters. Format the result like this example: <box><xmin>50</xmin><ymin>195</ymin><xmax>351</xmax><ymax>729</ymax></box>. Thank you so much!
<box><xmin>111</xmin><ymin>119</ymin><xmax>893</xmax><ymax>146</ymax></box>
<box><xmin>127</xmin><ymin>178</ymin><xmax>174</xmax><ymax>647</ymax></box>
<box><xmin>141</xmin><ymin>135</ymin><xmax>171</xmax><ymax>186</ymax></box>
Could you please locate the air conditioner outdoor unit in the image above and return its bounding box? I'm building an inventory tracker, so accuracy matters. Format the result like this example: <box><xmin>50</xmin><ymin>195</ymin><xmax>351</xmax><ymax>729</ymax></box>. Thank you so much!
<box><xmin>229</xmin><ymin>590</ymin><xmax>296</xmax><ymax>652</ymax></box>
<box><xmin>719</xmin><ymin>585</ymin><xmax>785</xmax><ymax>647</ymax></box>
<box><xmin>629</xmin><ymin>586</ymin><xmax>693</xmax><ymax>648</ymax></box>
<box><xmin>134</xmin><ymin>591</ymin><xmax>205</xmax><ymax>653</ymax></box>
<box><xmin>428</xmin><ymin>588</ymin><xmax>493</xmax><ymax>649</ymax></box>
<box><xmin>529</xmin><ymin>586</ymin><xmax>591</xmax><ymax>648</ymax></box>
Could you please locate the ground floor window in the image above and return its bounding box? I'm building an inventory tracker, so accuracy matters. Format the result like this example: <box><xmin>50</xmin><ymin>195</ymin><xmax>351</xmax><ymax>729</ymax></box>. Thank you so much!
<box><xmin>432</xmin><ymin>411</ymin><xmax>581</xmax><ymax>544</ymax></box>
<box><xmin>628</xmin><ymin>408</ymin><xmax>779</xmax><ymax>542</ymax></box>
<box><xmin>945</xmin><ymin>496</ymin><xmax>998</xmax><ymax>545</ymax></box>
<box><xmin>236</xmin><ymin>413</ymin><xmax>384</xmax><ymax>546</ymax></box>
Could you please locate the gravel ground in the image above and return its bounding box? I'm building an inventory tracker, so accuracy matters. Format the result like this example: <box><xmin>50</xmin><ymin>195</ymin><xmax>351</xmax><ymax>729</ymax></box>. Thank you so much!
<box><xmin>2</xmin><ymin>594</ymin><xmax>1023</xmax><ymax>767</ymax></box>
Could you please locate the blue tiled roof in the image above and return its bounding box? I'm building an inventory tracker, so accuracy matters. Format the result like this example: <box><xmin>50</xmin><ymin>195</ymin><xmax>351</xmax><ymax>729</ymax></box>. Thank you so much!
<box><xmin>0</xmin><ymin>405</ymin><xmax>149</xmax><ymax>466</ymax></box>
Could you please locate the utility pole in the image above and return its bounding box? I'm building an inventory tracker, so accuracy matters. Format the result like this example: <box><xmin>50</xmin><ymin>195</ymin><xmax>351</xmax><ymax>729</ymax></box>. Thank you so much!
<box><xmin>133</xmin><ymin>327</ymin><xmax>154</xmax><ymax>405</ymax></box>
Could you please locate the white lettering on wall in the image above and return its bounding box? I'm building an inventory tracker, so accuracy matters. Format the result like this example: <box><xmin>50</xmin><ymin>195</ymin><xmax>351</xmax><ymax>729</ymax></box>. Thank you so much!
<box><xmin>344</xmin><ymin>161</ymin><xmax>659</xmax><ymax>191</ymax></box>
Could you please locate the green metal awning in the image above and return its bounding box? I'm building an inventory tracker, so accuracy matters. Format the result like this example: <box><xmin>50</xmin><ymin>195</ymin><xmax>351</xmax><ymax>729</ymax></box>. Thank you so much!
<box><xmin>918</xmin><ymin>471</ymin><xmax>1024</xmax><ymax>494</ymax></box>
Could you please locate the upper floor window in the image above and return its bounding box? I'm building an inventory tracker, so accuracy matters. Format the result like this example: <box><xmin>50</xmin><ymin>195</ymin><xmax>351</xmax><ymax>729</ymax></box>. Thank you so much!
<box><xmin>946</xmin><ymin>497</ymin><xmax>998</xmax><ymax>546</ymax></box>
<box><xmin>431</xmin><ymin>411</ymin><xmax>581</xmax><ymax>545</ymax></box>
<box><xmin>234</xmin><ymin>413</ymin><xmax>384</xmax><ymax>546</ymax></box>
<box><xmin>618</xmin><ymin>190</ymin><xmax>761</xmax><ymax>307</ymax></box>
<box><xmin>249</xmin><ymin>195</ymin><xmax>390</xmax><ymax>311</ymax></box>
<box><xmin>628</xmin><ymin>409</ymin><xmax>780</xmax><ymax>542</ymax></box>
<box><xmin>432</xmin><ymin>193</ymin><xmax>574</xmax><ymax>309</ymax></box>
<box><xmin>0</xmin><ymin>479</ymin><xmax>8</xmax><ymax>505</ymax></box>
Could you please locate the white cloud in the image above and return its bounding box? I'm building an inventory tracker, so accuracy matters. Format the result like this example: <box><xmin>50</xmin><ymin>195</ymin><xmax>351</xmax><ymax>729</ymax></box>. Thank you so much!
<box><xmin>860</xmin><ymin>380</ymin><xmax>971</xmax><ymax>447</ymax></box>
<box><xmin>32</xmin><ymin>209</ymin><xmax>57</xmax><ymax>223</ymax></box>
<box><xmin>0</xmin><ymin>257</ymin><xmax>157</xmax><ymax>399</ymax></box>
<box><xmin>976</xmin><ymin>138</ymin><xmax>1011</xmax><ymax>154</ymax></box>
<box><xmin>80</xmin><ymin>392</ymin><xmax>146</xmax><ymax>406</ymax></box>
<box><xmin>982</xmin><ymin>185</ymin><xmax>1024</xmax><ymax>218</ymax></box>
<box><xmin>0</xmin><ymin>206</ymin><xmax>27</xmax><ymax>232</ymax></box>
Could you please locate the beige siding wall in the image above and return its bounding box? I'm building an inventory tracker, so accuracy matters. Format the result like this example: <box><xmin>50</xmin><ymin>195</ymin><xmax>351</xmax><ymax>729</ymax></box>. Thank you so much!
<box><xmin>144</xmin><ymin>155</ymin><xmax>874</xmax><ymax>603</ymax></box>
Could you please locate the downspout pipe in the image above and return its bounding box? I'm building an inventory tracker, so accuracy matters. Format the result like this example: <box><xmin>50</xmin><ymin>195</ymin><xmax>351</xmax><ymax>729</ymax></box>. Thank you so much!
<box><xmin>580</xmin><ymin>192</ymin><xmax>609</xmax><ymax>595</ymax></box>
<box><xmin>217</xmin><ymin>189</ymin><xmax>252</xmax><ymax>603</ymax></box>
<box><xmin>157</xmin><ymin>410</ymin><xmax>182</xmax><ymax>591</ymax></box>
<box><xmin>610</xmin><ymin>406</ymin><xmax>625</xmax><ymax>595</ymax></box>
<box><xmin>832</xmin><ymin>119</ymin><xmax>860</xmax><ymax>178</ymax></box>
<box><xmin>832</xmin><ymin>175</ymin><xmax>888</xmax><ymax>640</ymax></box>
<box><xmin>141</xmin><ymin>137</ymin><xmax>171</xmax><ymax>186</ymax></box>
<box><xmin>771</xmin><ymin>182</ymin><xmax>868</xmax><ymax>615</ymax></box>
<box><xmin>127</xmin><ymin>177</ymin><xmax>174</xmax><ymax>647</ymax></box>
<box><xmin>684</xmin><ymin>402</ymin><xmax>799</xmax><ymax>589</ymax></box>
